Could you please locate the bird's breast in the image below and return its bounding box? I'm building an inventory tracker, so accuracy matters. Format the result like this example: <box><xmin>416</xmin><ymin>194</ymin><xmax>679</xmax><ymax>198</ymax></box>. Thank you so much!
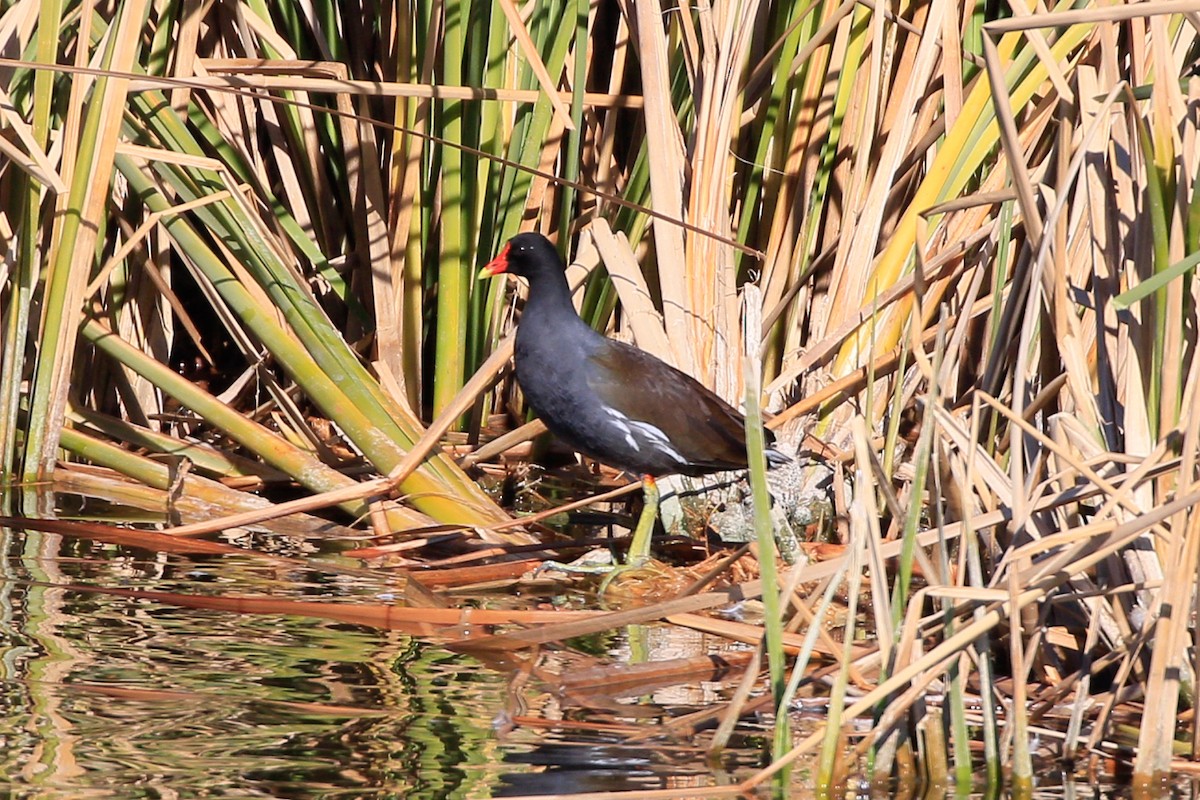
<box><xmin>514</xmin><ymin>326</ymin><xmax>590</xmax><ymax>413</ymax></box>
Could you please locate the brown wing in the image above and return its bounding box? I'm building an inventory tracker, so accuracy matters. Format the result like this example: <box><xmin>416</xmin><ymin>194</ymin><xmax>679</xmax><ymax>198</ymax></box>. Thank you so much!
<box><xmin>585</xmin><ymin>340</ymin><xmax>753</xmax><ymax>475</ymax></box>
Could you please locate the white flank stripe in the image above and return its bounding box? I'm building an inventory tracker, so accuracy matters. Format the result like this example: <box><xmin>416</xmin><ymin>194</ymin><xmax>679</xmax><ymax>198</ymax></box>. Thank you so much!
<box><xmin>603</xmin><ymin>407</ymin><xmax>640</xmax><ymax>450</ymax></box>
<box><xmin>626</xmin><ymin>420</ymin><xmax>685</xmax><ymax>464</ymax></box>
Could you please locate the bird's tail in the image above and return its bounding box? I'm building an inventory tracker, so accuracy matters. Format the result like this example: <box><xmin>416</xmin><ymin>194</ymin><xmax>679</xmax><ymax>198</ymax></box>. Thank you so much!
<box><xmin>765</xmin><ymin>447</ymin><xmax>791</xmax><ymax>469</ymax></box>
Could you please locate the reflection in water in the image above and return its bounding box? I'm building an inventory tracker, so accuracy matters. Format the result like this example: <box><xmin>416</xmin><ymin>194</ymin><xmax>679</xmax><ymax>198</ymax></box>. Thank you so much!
<box><xmin>0</xmin><ymin>525</ymin><xmax>772</xmax><ymax>798</ymax></box>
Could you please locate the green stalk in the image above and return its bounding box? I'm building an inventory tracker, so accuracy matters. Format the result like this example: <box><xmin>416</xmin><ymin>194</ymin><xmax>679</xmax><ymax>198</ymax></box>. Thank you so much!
<box><xmin>476</xmin><ymin>1</ymin><xmax>512</xmax><ymax>253</ymax></box>
<box><xmin>314</xmin><ymin>0</ymin><xmax>345</xmax><ymax>63</ymax></box>
<box><xmin>742</xmin><ymin>286</ymin><xmax>787</xmax><ymax>758</ymax></box>
<box><xmin>557</xmin><ymin>0</ymin><xmax>589</xmax><ymax>250</ymax></box>
<box><xmin>433</xmin><ymin>0</ymin><xmax>470</xmax><ymax>421</ymax></box>
<box><xmin>145</xmin><ymin>0</ymin><xmax>178</xmax><ymax>75</ymax></box>
<box><xmin>398</xmin><ymin>0</ymin><xmax>435</xmax><ymax>412</ymax></box>
<box><xmin>24</xmin><ymin>0</ymin><xmax>152</xmax><ymax>481</ymax></box>
<box><xmin>0</xmin><ymin>0</ymin><xmax>62</xmax><ymax>501</ymax></box>
<box><xmin>961</xmin><ymin>0</ymin><xmax>984</xmax><ymax>81</ymax></box>
<box><xmin>1009</xmin><ymin>572</ymin><xmax>1032</xmax><ymax>792</ymax></box>
<box><xmin>470</xmin><ymin>1</ymin><xmax>514</xmax><ymax>427</ymax></box>
<box><xmin>461</xmin><ymin>0</ymin><xmax>495</xmax><ymax>398</ymax></box>
<box><xmin>1130</xmin><ymin>106</ymin><xmax>1172</xmax><ymax>437</ymax></box>
<box><xmin>968</xmin><ymin>551</ymin><xmax>1001</xmax><ymax>788</ymax></box>
<box><xmin>60</xmin><ymin>426</ymin><xmax>198</xmax><ymax>491</ymax></box>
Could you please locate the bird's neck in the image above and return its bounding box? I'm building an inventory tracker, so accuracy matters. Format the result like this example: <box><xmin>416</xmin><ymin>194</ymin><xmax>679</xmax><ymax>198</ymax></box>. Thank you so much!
<box><xmin>524</xmin><ymin>271</ymin><xmax>584</xmax><ymax>324</ymax></box>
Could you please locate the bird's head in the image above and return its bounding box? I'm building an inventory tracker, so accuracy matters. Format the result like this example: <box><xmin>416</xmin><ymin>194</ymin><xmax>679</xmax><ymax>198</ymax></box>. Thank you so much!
<box><xmin>478</xmin><ymin>232</ymin><xmax>562</xmax><ymax>281</ymax></box>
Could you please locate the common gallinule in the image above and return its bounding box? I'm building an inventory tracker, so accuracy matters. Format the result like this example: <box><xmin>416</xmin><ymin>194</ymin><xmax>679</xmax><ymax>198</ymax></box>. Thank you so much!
<box><xmin>481</xmin><ymin>232</ymin><xmax>788</xmax><ymax>569</ymax></box>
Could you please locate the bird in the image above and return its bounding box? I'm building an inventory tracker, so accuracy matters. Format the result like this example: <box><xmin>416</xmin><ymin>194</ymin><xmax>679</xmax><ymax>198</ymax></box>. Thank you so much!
<box><xmin>479</xmin><ymin>231</ymin><xmax>789</xmax><ymax>571</ymax></box>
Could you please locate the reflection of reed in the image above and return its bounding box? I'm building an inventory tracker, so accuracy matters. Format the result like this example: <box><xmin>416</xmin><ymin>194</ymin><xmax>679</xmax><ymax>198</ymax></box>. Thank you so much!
<box><xmin>15</xmin><ymin>527</ymin><xmax>89</xmax><ymax>785</ymax></box>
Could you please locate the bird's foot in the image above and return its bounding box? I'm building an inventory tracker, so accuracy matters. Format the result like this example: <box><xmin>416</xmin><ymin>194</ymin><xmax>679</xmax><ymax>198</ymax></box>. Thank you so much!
<box><xmin>533</xmin><ymin>553</ymin><xmax>668</xmax><ymax>598</ymax></box>
<box><xmin>595</xmin><ymin>559</ymin><xmax>645</xmax><ymax>595</ymax></box>
<box><xmin>533</xmin><ymin>554</ymin><xmax>617</xmax><ymax>577</ymax></box>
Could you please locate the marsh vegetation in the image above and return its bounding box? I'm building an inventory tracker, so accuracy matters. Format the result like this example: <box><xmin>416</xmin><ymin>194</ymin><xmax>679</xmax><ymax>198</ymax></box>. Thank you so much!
<box><xmin>1</xmin><ymin>0</ymin><xmax>1199</xmax><ymax>796</ymax></box>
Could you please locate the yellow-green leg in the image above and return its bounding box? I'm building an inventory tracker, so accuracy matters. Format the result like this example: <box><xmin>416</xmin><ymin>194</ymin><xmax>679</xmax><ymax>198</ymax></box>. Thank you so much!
<box><xmin>622</xmin><ymin>475</ymin><xmax>659</xmax><ymax>567</ymax></box>
<box><xmin>595</xmin><ymin>475</ymin><xmax>659</xmax><ymax>595</ymax></box>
